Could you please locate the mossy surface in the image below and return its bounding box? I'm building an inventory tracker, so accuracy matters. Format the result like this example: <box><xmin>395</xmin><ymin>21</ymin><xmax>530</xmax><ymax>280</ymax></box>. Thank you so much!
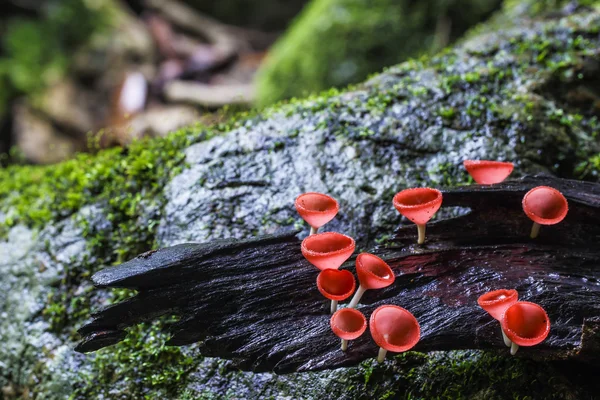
<box><xmin>1</xmin><ymin>1</ymin><xmax>600</xmax><ymax>398</ymax></box>
<box><xmin>255</xmin><ymin>0</ymin><xmax>502</xmax><ymax>106</ymax></box>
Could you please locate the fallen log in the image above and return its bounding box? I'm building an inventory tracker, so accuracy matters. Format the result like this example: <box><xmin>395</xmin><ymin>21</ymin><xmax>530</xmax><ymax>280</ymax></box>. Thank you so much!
<box><xmin>76</xmin><ymin>175</ymin><xmax>600</xmax><ymax>373</ymax></box>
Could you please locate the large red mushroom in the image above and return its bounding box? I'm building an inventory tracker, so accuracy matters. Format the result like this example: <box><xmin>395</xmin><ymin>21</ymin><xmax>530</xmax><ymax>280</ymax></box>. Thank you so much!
<box><xmin>463</xmin><ymin>160</ymin><xmax>514</xmax><ymax>185</ymax></box>
<box><xmin>393</xmin><ymin>188</ymin><xmax>443</xmax><ymax>244</ymax></box>
<box><xmin>501</xmin><ymin>301</ymin><xmax>550</xmax><ymax>355</ymax></box>
<box><xmin>317</xmin><ymin>269</ymin><xmax>356</xmax><ymax>314</ymax></box>
<box><xmin>295</xmin><ymin>192</ymin><xmax>339</xmax><ymax>235</ymax></box>
<box><xmin>370</xmin><ymin>305</ymin><xmax>420</xmax><ymax>362</ymax></box>
<box><xmin>301</xmin><ymin>232</ymin><xmax>355</xmax><ymax>271</ymax></box>
<box><xmin>348</xmin><ymin>253</ymin><xmax>395</xmax><ymax>308</ymax></box>
<box><xmin>477</xmin><ymin>289</ymin><xmax>518</xmax><ymax>347</ymax></box>
<box><xmin>330</xmin><ymin>308</ymin><xmax>367</xmax><ymax>351</ymax></box>
<box><xmin>522</xmin><ymin>186</ymin><xmax>568</xmax><ymax>238</ymax></box>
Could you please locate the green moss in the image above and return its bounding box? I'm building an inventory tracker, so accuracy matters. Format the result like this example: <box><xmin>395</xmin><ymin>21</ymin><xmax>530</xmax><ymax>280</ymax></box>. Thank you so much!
<box><xmin>72</xmin><ymin>320</ymin><xmax>199</xmax><ymax>399</ymax></box>
<box><xmin>255</xmin><ymin>0</ymin><xmax>502</xmax><ymax>106</ymax></box>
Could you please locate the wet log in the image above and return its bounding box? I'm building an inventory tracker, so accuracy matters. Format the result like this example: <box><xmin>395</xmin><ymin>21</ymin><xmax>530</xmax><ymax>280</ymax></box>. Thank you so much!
<box><xmin>76</xmin><ymin>175</ymin><xmax>600</xmax><ymax>373</ymax></box>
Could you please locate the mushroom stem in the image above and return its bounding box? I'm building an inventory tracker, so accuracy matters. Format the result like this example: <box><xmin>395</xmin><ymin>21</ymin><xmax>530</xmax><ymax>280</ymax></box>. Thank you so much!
<box><xmin>310</xmin><ymin>226</ymin><xmax>318</xmax><ymax>235</ymax></box>
<box><xmin>501</xmin><ymin>327</ymin><xmax>512</xmax><ymax>347</ymax></box>
<box><xmin>377</xmin><ymin>347</ymin><xmax>387</xmax><ymax>363</ymax></box>
<box><xmin>330</xmin><ymin>300</ymin><xmax>338</xmax><ymax>314</ymax></box>
<box><xmin>530</xmin><ymin>222</ymin><xmax>541</xmax><ymax>239</ymax></box>
<box><xmin>510</xmin><ymin>342</ymin><xmax>519</xmax><ymax>355</ymax></box>
<box><xmin>417</xmin><ymin>224</ymin><xmax>426</xmax><ymax>244</ymax></box>
<box><xmin>348</xmin><ymin>285</ymin><xmax>367</xmax><ymax>308</ymax></box>
<box><xmin>341</xmin><ymin>339</ymin><xmax>348</xmax><ymax>351</ymax></box>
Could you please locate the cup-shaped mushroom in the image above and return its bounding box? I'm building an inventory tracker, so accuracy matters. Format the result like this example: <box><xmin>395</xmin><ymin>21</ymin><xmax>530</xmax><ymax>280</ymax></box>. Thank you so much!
<box><xmin>477</xmin><ymin>289</ymin><xmax>518</xmax><ymax>347</ymax></box>
<box><xmin>370</xmin><ymin>305</ymin><xmax>420</xmax><ymax>362</ymax></box>
<box><xmin>317</xmin><ymin>269</ymin><xmax>356</xmax><ymax>314</ymax></box>
<box><xmin>301</xmin><ymin>232</ymin><xmax>355</xmax><ymax>271</ymax></box>
<box><xmin>348</xmin><ymin>253</ymin><xmax>395</xmax><ymax>308</ymax></box>
<box><xmin>295</xmin><ymin>192</ymin><xmax>339</xmax><ymax>235</ymax></box>
<box><xmin>463</xmin><ymin>160</ymin><xmax>514</xmax><ymax>185</ymax></box>
<box><xmin>330</xmin><ymin>308</ymin><xmax>367</xmax><ymax>351</ymax></box>
<box><xmin>522</xmin><ymin>186</ymin><xmax>568</xmax><ymax>238</ymax></box>
<box><xmin>501</xmin><ymin>301</ymin><xmax>550</xmax><ymax>355</ymax></box>
<box><xmin>393</xmin><ymin>188</ymin><xmax>443</xmax><ymax>244</ymax></box>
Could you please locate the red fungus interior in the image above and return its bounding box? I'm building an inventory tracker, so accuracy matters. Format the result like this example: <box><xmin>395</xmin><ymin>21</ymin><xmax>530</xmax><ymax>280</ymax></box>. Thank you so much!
<box><xmin>374</xmin><ymin>307</ymin><xmax>419</xmax><ymax>348</ymax></box>
<box><xmin>504</xmin><ymin>302</ymin><xmax>548</xmax><ymax>339</ymax></box>
<box><xmin>395</xmin><ymin>189</ymin><xmax>439</xmax><ymax>207</ymax></box>
<box><xmin>319</xmin><ymin>270</ymin><xmax>354</xmax><ymax>296</ymax></box>
<box><xmin>334</xmin><ymin>309</ymin><xmax>366</xmax><ymax>333</ymax></box>
<box><xmin>524</xmin><ymin>187</ymin><xmax>567</xmax><ymax>220</ymax></box>
<box><xmin>297</xmin><ymin>193</ymin><xmax>337</xmax><ymax>212</ymax></box>
<box><xmin>304</xmin><ymin>234</ymin><xmax>353</xmax><ymax>254</ymax></box>
<box><xmin>360</xmin><ymin>255</ymin><xmax>392</xmax><ymax>279</ymax></box>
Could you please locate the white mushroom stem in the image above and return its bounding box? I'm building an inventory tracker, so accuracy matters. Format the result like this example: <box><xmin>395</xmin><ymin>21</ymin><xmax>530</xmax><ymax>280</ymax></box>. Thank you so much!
<box><xmin>341</xmin><ymin>339</ymin><xmax>348</xmax><ymax>351</ymax></box>
<box><xmin>501</xmin><ymin>329</ymin><xmax>512</xmax><ymax>347</ymax></box>
<box><xmin>417</xmin><ymin>224</ymin><xmax>426</xmax><ymax>244</ymax></box>
<box><xmin>501</xmin><ymin>327</ymin><xmax>512</xmax><ymax>347</ymax></box>
<box><xmin>530</xmin><ymin>222</ymin><xmax>541</xmax><ymax>239</ymax></box>
<box><xmin>510</xmin><ymin>342</ymin><xmax>519</xmax><ymax>355</ymax></box>
<box><xmin>330</xmin><ymin>300</ymin><xmax>338</xmax><ymax>314</ymax></box>
<box><xmin>377</xmin><ymin>347</ymin><xmax>387</xmax><ymax>363</ymax></box>
<box><xmin>348</xmin><ymin>285</ymin><xmax>367</xmax><ymax>308</ymax></box>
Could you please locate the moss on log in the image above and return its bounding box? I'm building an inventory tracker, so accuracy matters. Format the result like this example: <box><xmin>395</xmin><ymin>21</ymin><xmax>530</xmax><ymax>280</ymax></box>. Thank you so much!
<box><xmin>1</xmin><ymin>1</ymin><xmax>600</xmax><ymax>398</ymax></box>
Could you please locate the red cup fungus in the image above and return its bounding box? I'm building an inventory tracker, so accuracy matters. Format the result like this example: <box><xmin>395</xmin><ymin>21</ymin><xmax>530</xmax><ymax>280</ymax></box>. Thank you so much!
<box><xmin>393</xmin><ymin>188</ymin><xmax>443</xmax><ymax>244</ymax></box>
<box><xmin>370</xmin><ymin>305</ymin><xmax>420</xmax><ymax>362</ymax></box>
<box><xmin>463</xmin><ymin>160</ymin><xmax>514</xmax><ymax>185</ymax></box>
<box><xmin>348</xmin><ymin>253</ymin><xmax>395</xmax><ymax>308</ymax></box>
<box><xmin>330</xmin><ymin>308</ymin><xmax>367</xmax><ymax>351</ymax></box>
<box><xmin>522</xmin><ymin>186</ymin><xmax>568</xmax><ymax>239</ymax></box>
<box><xmin>477</xmin><ymin>289</ymin><xmax>518</xmax><ymax>347</ymax></box>
<box><xmin>317</xmin><ymin>269</ymin><xmax>356</xmax><ymax>314</ymax></box>
<box><xmin>295</xmin><ymin>192</ymin><xmax>339</xmax><ymax>235</ymax></box>
<box><xmin>301</xmin><ymin>232</ymin><xmax>355</xmax><ymax>271</ymax></box>
<box><xmin>501</xmin><ymin>301</ymin><xmax>550</xmax><ymax>355</ymax></box>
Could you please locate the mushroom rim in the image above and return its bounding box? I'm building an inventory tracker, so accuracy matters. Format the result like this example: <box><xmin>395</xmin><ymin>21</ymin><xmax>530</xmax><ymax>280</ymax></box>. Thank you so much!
<box><xmin>393</xmin><ymin>187</ymin><xmax>443</xmax><ymax>210</ymax></box>
<box><xmin>295</xmin><ymin>192</ymin><xmax>340</xmax><ymax>215</ymax></box>
<box><xmin>301</xmin><ymin>232</ymin><xmax>356</xmax><ymax>257</ymax></box>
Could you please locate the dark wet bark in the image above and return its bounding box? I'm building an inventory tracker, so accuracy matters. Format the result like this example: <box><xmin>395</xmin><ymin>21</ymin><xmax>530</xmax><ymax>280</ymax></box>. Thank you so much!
<box><xmin>76</xmin><ymin>175</ymin><xmax>600</xmax><ymax>373</ymax></box>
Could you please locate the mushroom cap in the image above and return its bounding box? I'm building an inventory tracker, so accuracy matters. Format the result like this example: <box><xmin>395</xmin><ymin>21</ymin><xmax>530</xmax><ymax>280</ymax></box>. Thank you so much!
<box><xmin>301</xmin><ymin>232</ymin><xmax>356</xmax><ymax>270</ymax></box>
<box><xmin>463</xmin><ymin>160</ymin><xmax>514</xmax><ymax>185</ymax></box>
<box><xmin>393</xmin><ymin>188</ymin><xmax>443</xmax><ymax>225</ymax></box>
<box><xmin>330</xmin><ymin>308</ymin><xmax>367</xmax><ymax>340</ymax></box>
<box><xmin>522</xmin><ymin>186</ymin><xmax>569</xmax><ymax>226</ymax></box>
<box><xmin>370</xmin><ymin>305</ymin><xmax>420</xmax><ymax>353</ymax></box>
<box><xmin>295</xmin><ymin>192</ymin><xmax>339</xmax><ymax>229</ymax></box>
<box><xmin>477</xmin><ymin>289</ymin><xmax>518</xmax><ymax>321</ymax></box>
<box><xmin>356</xmin><ymin>253</ymin><xmax>395</xmax><ymax>290</ymax></box>
<box><xmin>317</xmin><ymin>269</ymin><xmax>356</xmax><ymax>301</ymax></box>
<box><xmin>501</xmin><ymin>301</ymin><xmax>550</xmax><ymax>347</ymax></box>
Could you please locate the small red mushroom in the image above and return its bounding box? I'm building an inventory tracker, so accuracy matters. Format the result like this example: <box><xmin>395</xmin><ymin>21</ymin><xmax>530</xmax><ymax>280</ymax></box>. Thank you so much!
<box><xmin>501</xmin><ymin>301</ymin><xmax>550</xmax><ymax>355</ymax></box>
<box><xmin>330</xmin><ymin>308</ymin><xmax>367</xmax><ymax>351</ymax></box>
<box><xmin>477</xmin><ymin>289</ymin><xmax>518</xmax><ymax>347</ymax></box>
<box><xmin>522</xmin><ymin>186</ymin><xmax>568</xmax><ymax>238</ymax></box>
<box><xmin>463</xmin><ymin>160</ymin><xmax>514</xmax><ymax>185</ymax></box>
<box><xmin>370</xmin><ymin>305</ymin><xmax>420</xmax><ymax>362</ymax></box>
<box><xmin>301</xmin><ymin>232</ymin><xmax>355</xmax><ymax>271</ymax></box>
<box><xmin>295</xmin><ymin>192</ymin><xmax>339</xmax><ymax>235</ymax></box>
<box><xmin>393</xmin><ymin>188</ymin><xmax>443</xmax><ymax>244</ymax></box>
<box><xmin>317</xmin><ymin>269</ymin><xmax>356</xmax><ymax>314</ymax></box>
<box><xmin>348</xmin><ymin>253</ymin><xmax>395</xmax><ymax>308</ymax></box>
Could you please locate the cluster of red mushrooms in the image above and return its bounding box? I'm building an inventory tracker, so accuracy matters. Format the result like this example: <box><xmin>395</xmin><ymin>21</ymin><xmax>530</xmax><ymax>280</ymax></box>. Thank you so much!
<box><xmin>294</xmin><ymin>160</ymin><xmax>567</xmax><ymax>362</ymax></box>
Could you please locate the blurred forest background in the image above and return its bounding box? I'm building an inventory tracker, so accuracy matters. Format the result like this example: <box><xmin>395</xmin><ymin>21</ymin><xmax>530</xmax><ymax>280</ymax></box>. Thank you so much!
<box><xmin>0</xmin><ymin>0</ymin><xmax>503</xmax><ymax>165</ymax></box>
